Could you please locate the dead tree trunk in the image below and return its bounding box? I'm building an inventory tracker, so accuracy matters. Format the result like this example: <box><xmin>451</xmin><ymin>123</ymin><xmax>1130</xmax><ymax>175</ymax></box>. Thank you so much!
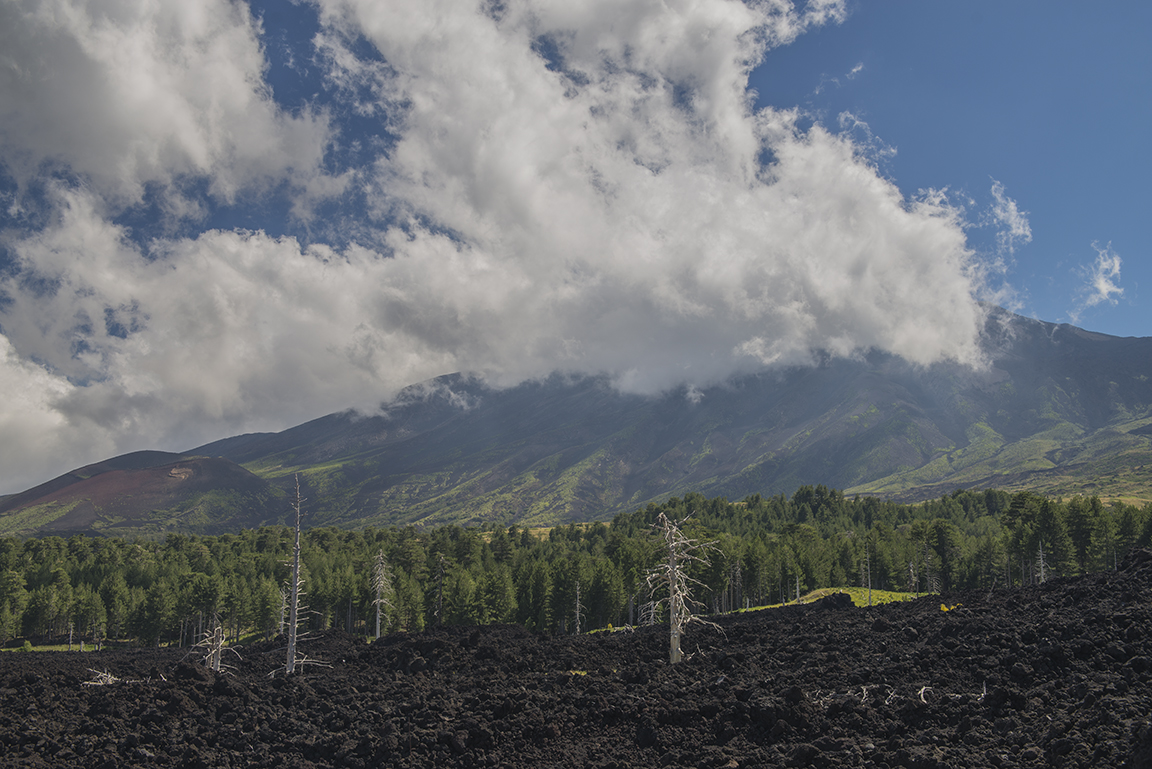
<box><xmin>647</xmin><ymin>513</ymin><xmax>718</xmax><ymax>664</ymax></box>
<box><xmin>573</xmin><ymin>581</ymin><xmax>583</xmax><ymax>635</ymax></box>
<box><xmin>434</xmin><ymin>555</ymin><xmax>446</xmax><ymax>626</ymax></box>
<box><xmin>286</xmin><ymin>475</ymin><xmax>304</xmax><ymax>675</ymax></box>
<box><xmin>207</xmin><ymin>618</ymin><xmax>224</xmax><ymax>673</ymax></box>
<box><xmin>372</xmin><ymin>549</ymin><xmax>394</xmax><ymax>639</ymax></box>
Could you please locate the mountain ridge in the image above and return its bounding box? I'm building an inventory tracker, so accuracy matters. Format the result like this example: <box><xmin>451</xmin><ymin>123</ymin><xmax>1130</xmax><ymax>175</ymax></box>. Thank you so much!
<box><xmin>3</xmin><ymin>307</ymin><xmax>1151</xmax><ymax>537</ymax></box>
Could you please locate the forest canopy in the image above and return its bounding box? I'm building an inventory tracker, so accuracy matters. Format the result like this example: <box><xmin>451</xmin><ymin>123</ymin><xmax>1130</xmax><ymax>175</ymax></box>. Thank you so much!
<box><xmin>1</xmin><ymin>487</ymin><xmax>1150</xmax><ymax>649</ymax></box>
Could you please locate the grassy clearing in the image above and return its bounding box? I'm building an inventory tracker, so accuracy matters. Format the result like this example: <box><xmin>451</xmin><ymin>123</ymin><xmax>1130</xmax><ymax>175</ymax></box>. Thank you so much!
<box><xmin>1</xmin><ymin>640</ymin><xmax>128</xmax><ymax>652</ymax></box>
<box><xmin>587</xmin><ymin>586</ymin><xmax>929</xmax><ymax>635</ymax></box>
<box><xmin>743</xmin><ymin>586</ymin><xmax>927</xmax><ymax>612</ymax></box>
<box><xmin>5</xmin><ymin>642</ymin><xmax>90</xmax><ymax>652</ymax></box>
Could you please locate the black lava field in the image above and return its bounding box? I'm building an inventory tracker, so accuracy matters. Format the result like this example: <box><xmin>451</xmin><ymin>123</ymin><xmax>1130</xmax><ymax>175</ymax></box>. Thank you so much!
<box><xmin>4</xmin><ymin>551</ymin><xmax>1152</xmax><ymax>768</ymax></box>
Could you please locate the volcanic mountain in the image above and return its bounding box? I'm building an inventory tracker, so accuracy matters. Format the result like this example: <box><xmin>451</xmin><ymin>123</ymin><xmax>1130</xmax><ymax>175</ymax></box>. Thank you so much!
<box><xmin>0</xmin><ymin>452</ymin><xmax>282</xmax><ymax>537</ymax></box>
<box><xmin>3</xmin><ymin>306</ymin><xmax>1151</xmax><ymax>536</ymax></box>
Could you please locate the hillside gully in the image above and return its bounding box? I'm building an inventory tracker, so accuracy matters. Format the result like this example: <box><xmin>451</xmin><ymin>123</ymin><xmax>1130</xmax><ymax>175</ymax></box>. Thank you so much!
<box><xmin>3</xmin><ymin>551</ymin><xmax>1152</xmax><ymax>768</ymax></box>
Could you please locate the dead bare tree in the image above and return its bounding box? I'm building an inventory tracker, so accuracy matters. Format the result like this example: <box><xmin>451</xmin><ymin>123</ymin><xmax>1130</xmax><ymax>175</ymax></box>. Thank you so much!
<box><xmin>433</xmin><ymin>554</ymin><xmax>446</xmax><ymax>626</ymax></box>
<box><xmin>275</xmin><ymin>476</ymin><xmax>329</xmax><ymax>677</ymax></box>
<box><xmin>573</xmin><ymin>580</ymin><xmax>584</xmax><ymax>635</ymax></box>
<box><xmin>637</xmin><ymin>580</ymin><xmax>660</xmax><ymax>627</ymax></box>
<box><xmin>184</xmin><ymin>614</ymin><xmax>239</xmax><ymax>673</ymax></box>
<box><xmin>372</xmin><ymin>549</ymin><xmax>395</xmax><ymax>639</ymax></box>
<box><xmin>205</xmin><ymin>621</ymin><xmax>225</xmax><ymax>672</ymax></box>
<box><xmin>638</xmin><ymin>597</ymin><xmax>659</xmax><ymax>627</ymax></box>
<box><xmin>646</xmin><ymin>513</ymin><xmax>719</xmax><ymax>664</ymax></box>
<box><xmin>286</xmin><ymin>475</ymin><xmax>304</xmax><ymax>675</ymax></box>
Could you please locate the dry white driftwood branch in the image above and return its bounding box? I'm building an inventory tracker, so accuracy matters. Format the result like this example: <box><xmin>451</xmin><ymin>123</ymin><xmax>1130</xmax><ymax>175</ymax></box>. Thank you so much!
<box><xmin>82</xmin><ymin>669</ymin><xmax>122</xmax><ymax>687</ymax></box>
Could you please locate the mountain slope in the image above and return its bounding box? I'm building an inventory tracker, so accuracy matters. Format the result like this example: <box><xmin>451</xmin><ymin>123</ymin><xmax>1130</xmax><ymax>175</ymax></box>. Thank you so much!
<box><xmin>852</xmin><ymin>311</ymin><xmax>1152</xmax><ymax>501</ymax></box>
<box><xmin>4</xmin><ymin>307</ymin><xmax>1152</xmax><ymax>535</ymax></box>
<box><xmin>0</xmin><ymin>452</ymin><xmax>285</xmax><ymax>537</ymax></box>
<box><xmin>191</xmin><ymin>308</ymin><xmax>1152</xmax><ymax>527</ymax></box>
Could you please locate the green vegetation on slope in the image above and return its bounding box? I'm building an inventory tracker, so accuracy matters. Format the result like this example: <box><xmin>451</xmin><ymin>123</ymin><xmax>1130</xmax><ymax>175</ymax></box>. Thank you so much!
<box><xmin>0</xmin><ymin>500</ymin><xmax>86</xmax><ymax>537</ymax></box>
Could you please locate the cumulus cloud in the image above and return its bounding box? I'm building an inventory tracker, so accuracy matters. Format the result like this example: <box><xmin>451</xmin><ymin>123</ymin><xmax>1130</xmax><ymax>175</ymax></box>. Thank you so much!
<box><xmin>0</xmin><ymin>0</ymin><xmax>335</xmax><ymax>211</ymax></box>
<box><xmin>314</xmin><ymin>0</ymin><xmax>983</xmax><ymax>374</ymax></box>
<box><xmin>0</xmin><ymin>0</ymin><xmax>993</xmax><ymax>492</ymax></box>
<box><xmin>0</xmin><ymin>333</ymin><xmax>108</xmax><ymax>493</ymax></box>
<box><xmin>1069</xmin><ymin>243</ymin><xmax>1123</xmax><ymax>323</ymax></box>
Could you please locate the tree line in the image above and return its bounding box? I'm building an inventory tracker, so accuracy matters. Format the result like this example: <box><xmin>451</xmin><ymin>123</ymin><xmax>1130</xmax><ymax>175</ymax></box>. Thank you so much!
<box><xmin>1</xmin><ymin>486</ymin><xmax>1149</xmax><ymax>648</ymax></box>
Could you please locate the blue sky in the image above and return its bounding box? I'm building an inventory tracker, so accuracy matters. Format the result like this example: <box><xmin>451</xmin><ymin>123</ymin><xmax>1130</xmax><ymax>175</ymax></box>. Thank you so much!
<box><xmin>0</xmin><ymin>0</ymin><xmax>1146</xmax><ymax>492</ymax></box>
<box><xmin>754</xmin><ymin>2</ymin><xmax>1150</xmax><ymax>334</ymax></box>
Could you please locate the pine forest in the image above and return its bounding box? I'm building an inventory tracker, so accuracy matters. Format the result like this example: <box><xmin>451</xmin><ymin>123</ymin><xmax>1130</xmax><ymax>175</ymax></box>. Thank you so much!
<box><xmin>2</xmin><ymin>488</ymin><xmax>1151</xmax><ymax>650</ymax></box>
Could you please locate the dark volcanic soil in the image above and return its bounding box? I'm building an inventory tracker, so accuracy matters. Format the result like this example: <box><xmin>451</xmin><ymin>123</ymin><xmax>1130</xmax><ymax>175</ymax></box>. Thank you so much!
<box><xmin>4</xmin><ymin>552</ymin><xmax>1152</xmax><ymax>769</ymax></box>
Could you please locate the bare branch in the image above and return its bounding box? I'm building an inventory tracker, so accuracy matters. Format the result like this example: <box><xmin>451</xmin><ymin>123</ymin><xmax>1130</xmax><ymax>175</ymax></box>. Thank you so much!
<box><xmin>82</xmin><ymin>670</ymin><xmax>123</xmax><ymax>687</ymax></box>
<box><xmin>372</xmin><ymin>549</ymin><xmax>395</xmax><ymax>639</ymax></box>
<box><xmin>184</xmin><ymin>615</ymin><xmax>241</xmax><ymax>673</ymax></box>
<box><xmin>646</xmin><ymin>512</ymin><xmax>720</xmax><ymax>664</ymax></box>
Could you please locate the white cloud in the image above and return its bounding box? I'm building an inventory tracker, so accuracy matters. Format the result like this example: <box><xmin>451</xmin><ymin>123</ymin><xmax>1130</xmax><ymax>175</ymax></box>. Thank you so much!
<box><xmin>316</xmin><ymin>0</ymin><xmax>984</xmax><ymax>378</ymax></box>
<box><xmin>0</xmin><ymin>333</ymin><xmax>111</xmax><ymax>493</ymax></box>
<box><xmin>816</xmin><ymin>60</ymin><xmax>865</xmax><ymax>93</ymax></box>
<box><xmin>986</xmin><ymin>179</ymin><xmax>1032</xmax><ymax>256</ymax></box>
<box><xmin>0</xmin><ymin>0</ymin><xmax>336</xmax><ymax>211</ymax></box>
<box><xmin>0</xmin><ymin>0</ymin><xmax>996</xmax><ymax>492</ymax></box>
<box><xmin>1069</xmin><ymin>242</ymin><xmax>1123</xmax><ymax>323</ymax></box>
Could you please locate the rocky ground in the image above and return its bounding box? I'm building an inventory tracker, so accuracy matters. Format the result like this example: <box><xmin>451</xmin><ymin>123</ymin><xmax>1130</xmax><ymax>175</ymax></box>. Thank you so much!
<box><xmin>3</xmin><ymin>551</ymin><xmax>1152</xmax><ymax>768</ymax></box>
